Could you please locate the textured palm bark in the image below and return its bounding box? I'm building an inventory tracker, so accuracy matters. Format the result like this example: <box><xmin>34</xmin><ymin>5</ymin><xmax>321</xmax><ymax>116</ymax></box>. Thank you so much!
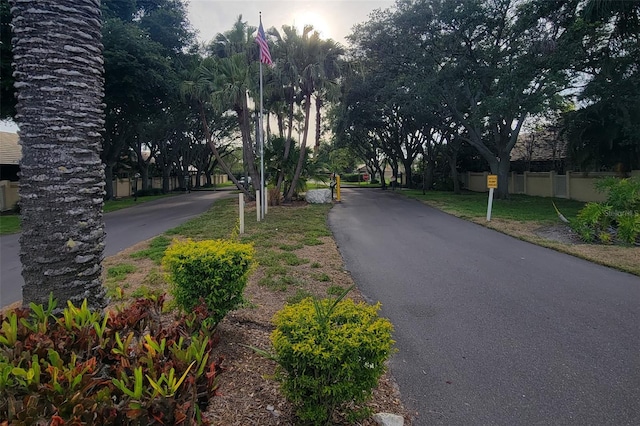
<box><xmin>11</xmin><ymin>0</ymin><xmax>107</xmax><ymax>309</ymax></box>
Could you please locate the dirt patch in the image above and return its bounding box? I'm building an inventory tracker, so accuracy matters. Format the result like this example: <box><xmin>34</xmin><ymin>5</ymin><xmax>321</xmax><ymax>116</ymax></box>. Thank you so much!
<box><xmin>101</xmin><ymin>232</ymin><xmax>414</xmax><ymax>425</ymax></box>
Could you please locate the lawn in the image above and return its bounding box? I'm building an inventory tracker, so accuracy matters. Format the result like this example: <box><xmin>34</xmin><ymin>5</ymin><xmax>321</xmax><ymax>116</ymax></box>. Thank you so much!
<box><xmin>103</xmin><ymin>193</ymin><xmax>176</xmax><ymax>212</ymax></box>
<box><xmin>0</xmin><ymin>194</ymin><xmax>177</xmax><ymax>235</ymax></box>
<box><xmin>0</xmin><ymin>215</ymin><xmax>20</xmax><ymax>234</ymax></box>
<box><xmin>402</xmin><ymin>189</ymin><xmax>586</xmax><ymax>223</ymax></box>
<box><xmin>399</xmin><ymin>189</ymin><xmax>639</xmax><ymax>276</ymax></box>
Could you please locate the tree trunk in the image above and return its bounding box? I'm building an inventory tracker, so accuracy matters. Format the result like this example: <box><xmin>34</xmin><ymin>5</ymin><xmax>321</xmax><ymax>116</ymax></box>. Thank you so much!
<box><xmin>402</xmin><ymin>158</ymin><xmax>413</xmax><ymax>189</ymax></box>
<box><xmin>161</xmin><ymin>160</ymin><xmax>170</xmax><ymax>193</ymax></box>
<box><xmin>285</xmin><ymin>94</ymin><xmax>312</xmax><ymax>202</ymax></box>
<box><xmin>12</xmin><ymin>0</ymin><xmax>107</xmax><ymax>309</ymax></box>
<box><xmin>198</xmin><ymin>102</ymin><xmax>252</xmax><ymax>199</ymax></box>
<box><xmin>497</xmin><ymin>150</ymin><xmax>511</xmax><ymax>199</ymax></box>
<box><xmin>277</xmin><ymin>113</ymin><xmax>284</xmax><ymax>139</ymax></box>
<box><xmin>140</xmin><ymin>166</ymin><xmax>150</xmax><ymax>190</ymax></box>
<box><xmin>445</xmin><ymin>150</ymin><xmax>461</xmax><ymax>194</ymax></box>
<box><xmin>239</xmin><ymin>103</ymin><xmax>259</xmax><ymax>192</ymax></box>
<box><xmin>314</xmin><ymin>95</ymin><xmax>322</xmax><ymax>155</ymax></box>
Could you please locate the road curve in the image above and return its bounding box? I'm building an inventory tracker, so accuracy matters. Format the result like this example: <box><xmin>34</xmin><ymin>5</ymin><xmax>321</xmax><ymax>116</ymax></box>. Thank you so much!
<box><xmin>328</xmin><ymin>188</ymin><xmax>640</xmax><ymax>425</ymax></box>
<box><xmin>0</xmin><ymin>190</ymin><xmax>233</xmax><ymax>307</ymax></box>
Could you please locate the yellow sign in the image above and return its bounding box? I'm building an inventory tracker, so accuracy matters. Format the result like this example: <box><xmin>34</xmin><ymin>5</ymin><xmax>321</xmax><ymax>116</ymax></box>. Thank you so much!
<box><xmin>487</xmin><ymin>175</ymin><xmax>498</xmax><ymax>189</ymax></box>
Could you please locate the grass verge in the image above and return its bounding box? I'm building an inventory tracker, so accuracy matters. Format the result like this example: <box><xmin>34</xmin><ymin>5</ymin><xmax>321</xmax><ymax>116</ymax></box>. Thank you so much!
<box><xmin>104</xmin><ymin>194</ymin><xmax>176</xmax><ymax>212</ymax></box>
<box><xmin>399</xmin><ymin>189</ymin><xmax>639</xmax><ymax>276</ymax></box>
<box><xmin>0</xmin><ymin>215</ymin><xmax>20</xmax><ymax>235</ymax></box>
<box><xmin>0</xmin><ymin>194</ymin><xmax>178</xmax><ymax>235</ymax></box>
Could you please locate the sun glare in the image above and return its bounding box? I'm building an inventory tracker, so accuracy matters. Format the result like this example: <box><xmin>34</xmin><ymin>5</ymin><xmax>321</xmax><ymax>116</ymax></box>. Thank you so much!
<box><xmin>291</xmin><ymin>9</ymin><xmax>332</xmax><ymax>38</ymax></box>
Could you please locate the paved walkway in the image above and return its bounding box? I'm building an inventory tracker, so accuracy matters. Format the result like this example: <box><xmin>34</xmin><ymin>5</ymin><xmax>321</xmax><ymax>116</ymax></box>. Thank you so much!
<box><xmin>0</xmin><ymin>190</ymin><xmax>232</xmax><ymax>306</ymax></box>
<box><xmin>328</xmin><ymin>189</ymin><xmax>640</xmax><ymax>425</ymax></box>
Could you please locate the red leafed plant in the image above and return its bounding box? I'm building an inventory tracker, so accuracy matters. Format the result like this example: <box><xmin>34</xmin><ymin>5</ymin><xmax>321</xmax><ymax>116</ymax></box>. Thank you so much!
<box><xmin>0</xmin><ymin>294</ymin><xmax>223</xmax><ymax>425</ymax></box>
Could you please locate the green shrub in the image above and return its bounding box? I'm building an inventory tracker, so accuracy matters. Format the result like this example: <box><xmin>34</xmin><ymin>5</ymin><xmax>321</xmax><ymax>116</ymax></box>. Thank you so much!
<box><xmin>268</xmin><ymin>294</ymin><xmax>394</xmax><ymax>425</ymax></box>
<box><xmin>572</xmin><ymin>177</ymin><xmax>640</xmax><ymax>245</ymax></box>
<box><xmin>162</xmin><ymin>239</ymin><xmax>254</xmax><ymax>325</ymax></box>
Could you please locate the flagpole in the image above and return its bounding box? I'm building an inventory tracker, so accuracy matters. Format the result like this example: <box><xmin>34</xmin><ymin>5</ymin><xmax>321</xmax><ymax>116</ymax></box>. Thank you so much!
<box><xmin>259</xmin><ymin>14</ymin><xmax>265</xmax><ymax>220</ymax></box>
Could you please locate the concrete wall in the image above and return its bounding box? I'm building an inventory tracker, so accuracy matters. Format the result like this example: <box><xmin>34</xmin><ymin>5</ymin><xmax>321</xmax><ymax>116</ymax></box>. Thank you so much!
<box><xmin>0</xmin><ymin>175</ymin><xmax>229</xmax><ymax>210</ymax></box>
<box><xmin>525</xmin><ymin>172</ymin><xmax>554</xmax><ymax>198</ymax></box>
<box><xmin>466</xmin><ymin>171</ymin><xmax>639</xmax><ymax>202</ymax></box>
<box><xmin>0</xmin><ymin>180</ymin><xmax>19</xmax><ymax>211</ymax></box>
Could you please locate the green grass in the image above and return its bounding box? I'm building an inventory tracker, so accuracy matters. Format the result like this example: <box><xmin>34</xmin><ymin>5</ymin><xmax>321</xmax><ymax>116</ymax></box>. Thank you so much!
<box><xmin>286</xmin><ymin>289</ymin><xmax>314</xmax><ymax>304</ymax></box>
<box><xmin>313</xmin><ymin>273</ymin><xmax>331</xmax><ymax>282</ymax></box>
<box><xmin>279</xmin><ymin>243</ymin><xmax>304</xmax><ymax>251</ymax></box>
<box><xmin>327</xmin><ymin>285</ymin><xmax>346</xmax><ymax>296</ymax></box>
<box><xmin>103</xmin><ymin>194</ymin><xmax>176</xmax><ymax>213</ymax></box>
<box><xmin>168</xmin><ymin>197</ymin><xmax>332</xmax><ymax>253</ymax></box>
<box><xmin>259</xmin><ymin>274</ymin><xmax>303</xmax><ymax>291</ymax></box>
<box><xmin>402</xmin><ymin>190</ymin><xmax>586</xmax><ymax>223</ymax></box>
<box><xmin>130</xmin><ymin>235</ymin><xmax>172</xmax><ymax>264</ymax></box>
<box><xmin>0</xmin><ymin>194</ymin><xmax>176</xmax><ymax>234</ymax></box>
<box><xmin>0</xmin><ymin>215</ymin><xmax>20</xmax><ymax>235</ymax></box>
<box><xmin>279</xmin><ymin>252</ymin><xmax>309</xmax><ymax>266</ymax></box>
<box><xmin>106</xmin><ymin>264</ymin><xmax>136</xmax><ymax>280</ymax></box>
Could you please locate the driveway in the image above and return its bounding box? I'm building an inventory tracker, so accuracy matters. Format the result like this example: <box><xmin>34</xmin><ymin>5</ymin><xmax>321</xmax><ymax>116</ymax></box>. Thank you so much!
<box><xmin>0</xmin><ymin>190</ymin><xmax>233</xmax><ymax>307</ymax></box>
<box><xmin>328</xmin><ymin>189</ymin><xmax>640</xmax><ymax>425</ymax></box>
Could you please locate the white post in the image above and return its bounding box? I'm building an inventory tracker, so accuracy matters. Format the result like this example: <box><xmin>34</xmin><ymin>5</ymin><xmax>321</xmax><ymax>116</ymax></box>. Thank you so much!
<box><xmin>486</xmin><ymin>188</ymin><xmax>494</xmax><ymax>221</ymax></box>
<box><xmin>239</xmin><ymin>193</ymin><xmax>245</xmax><ymax>234</ymax></box>
<box><xmin>264</xmin><ymin>189</ymin><xmax>268</xmax><ymax>215</ymax></box>
<box><xmin>256</xmin><ymin>190</ymin><xmax>261</xmax><ymax>222</ymax></box>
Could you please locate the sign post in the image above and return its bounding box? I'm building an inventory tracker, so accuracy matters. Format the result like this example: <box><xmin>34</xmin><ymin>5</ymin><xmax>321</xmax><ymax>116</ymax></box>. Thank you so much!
<box><xmin>486</xmin><ymin>175</ymin><xmax>498</xmax><ymax>221</ymax></box>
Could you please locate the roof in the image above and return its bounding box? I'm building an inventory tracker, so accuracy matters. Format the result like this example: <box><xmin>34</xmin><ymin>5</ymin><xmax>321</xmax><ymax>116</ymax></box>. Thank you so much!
<box><xmin>0</xmin><ymin>131</ymin><xmax>21</xmax><ymax>165</ymax></box>
<box><xmin>511</xmin><ymin>129</ymin><xmax>568</xmax><ymax>162</ymax></box>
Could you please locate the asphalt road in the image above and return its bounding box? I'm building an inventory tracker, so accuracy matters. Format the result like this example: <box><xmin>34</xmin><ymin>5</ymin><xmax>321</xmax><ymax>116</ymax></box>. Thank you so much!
<box><xmin>0</xmin><ymin>190</ymin><xmax>233</xmax><ymax>307</ymax></box>
<box><xmin>328</xmin><ymin>189</ymin><xmax>640</xmax><ymax>425</ymax></box>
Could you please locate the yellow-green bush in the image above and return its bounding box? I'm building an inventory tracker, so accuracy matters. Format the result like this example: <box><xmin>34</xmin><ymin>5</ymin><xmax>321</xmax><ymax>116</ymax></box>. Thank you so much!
<box><xmin>162</xmin><ymin>239</ymin><xmax>254</xmax><ymax>325</ymax></box>
<box><xmin>270</xmin><ymin>297</ymin><xmax>394</xmax><ymax>424</ymax></box>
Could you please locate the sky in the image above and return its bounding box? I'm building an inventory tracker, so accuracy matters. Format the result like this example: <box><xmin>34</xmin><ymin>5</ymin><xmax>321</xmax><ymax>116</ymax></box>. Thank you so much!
<box><xmin>0</xmin><ymin>0</ymin><xmax>396</xmax><ymax>133</ymax></box>
<box><xmin>187</xmin><ymin>0</ymin><xmax>395</xmax><ymax>45</ymax></box>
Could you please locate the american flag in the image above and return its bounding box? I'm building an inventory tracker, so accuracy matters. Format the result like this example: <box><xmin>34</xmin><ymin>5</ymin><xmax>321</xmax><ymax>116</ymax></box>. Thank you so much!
<box><xmin>255</xmin><ymin>21</ymin><xmax>272</xmax><ymax>65</ymax></box>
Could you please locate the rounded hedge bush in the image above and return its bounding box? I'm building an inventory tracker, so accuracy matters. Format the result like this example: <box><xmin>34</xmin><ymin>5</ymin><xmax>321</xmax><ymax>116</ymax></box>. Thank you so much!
<box><xmin>162</xmin><ymin>239</ymin><xmax>254</xmax><ymax>325</ymax></box>
<box><xmin>270</xmin><ymin>297</ymin><xmax>394</xmax><ymax>424</ymax></box>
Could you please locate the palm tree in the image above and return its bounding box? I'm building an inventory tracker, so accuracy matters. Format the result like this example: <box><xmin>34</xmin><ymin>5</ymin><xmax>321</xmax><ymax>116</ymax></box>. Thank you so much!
<box><xmin>284</xmin><ymin>26</ymin><xmax>324</xmax><ymax>202</ymax></box>
<box><xmin>10</xmin><ymin>0</ymin><xmax>107</xmax><ymax>309</ymax></box>
<box><xmin>313</xmin><ymin>39</ymin><xmax>344</xmax><ymax>155</ymax></box>
<box><xmin>182</xmin><ymin>57</ymin><xmax>253</xmax><ymax>198</ymax></box>
<box><xmin>268</xmin><ymin>25</ymin><xmax>303</xmax><ymax>198</ymax></box>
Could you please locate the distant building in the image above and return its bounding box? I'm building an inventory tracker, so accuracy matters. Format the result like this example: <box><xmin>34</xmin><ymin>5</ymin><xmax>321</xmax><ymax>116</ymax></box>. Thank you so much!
<box><xmin>0</xmin><ymin>131</ymin><xmax>20</xmax><ymax>181</ymax></box>
<box><xmin>510</xmin><ymin>128</ymin><xmax>568</xmax><ymax>173</ymax></box>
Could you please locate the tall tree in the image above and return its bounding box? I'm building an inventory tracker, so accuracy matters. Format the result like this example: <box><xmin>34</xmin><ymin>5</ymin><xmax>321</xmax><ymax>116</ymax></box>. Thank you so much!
<box><xmin>101</xmin><ymin>0</ymin><xmax>193</xmax><ymax>199</ymax></box>
<box><xmin>11</xmin><ymin>0</ymin><xmax>107</xmax><ymax>309</ymax></box>
<box><xmin>313</xmin><ymin>38</ymin><xmax>344</xmax><ymax>155</ymax></box>
<box><xmin>284</xmin><ymin>26</ymin><xmax>323</xmax><ymax>202</ymax></box>
<box><xmin>182</xmin><ymin>56</ymin><xmax>254</xmax><ymax>198</ymax></box>
<box><xmin>562</xmin><ymin>0</ymin><xmax>640</xmax><ymax>171</ymax></box>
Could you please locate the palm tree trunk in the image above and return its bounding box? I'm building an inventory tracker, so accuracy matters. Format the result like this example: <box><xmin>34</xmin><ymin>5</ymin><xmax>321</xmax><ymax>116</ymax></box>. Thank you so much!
<box><xmin>276</xmin><ymin>100</ymin><xmax>296</xmax><ymax>196</ymax></box>
<box><xmin>11</xmin><ymin>0</ymin><xmax>107</xmax><ymax>309</ymax></box>
<box><xmin>285</xmin><ymin>94</ymin><xmax>312</xmax><ymax>202</ymax></box>
<box><xmin>314</xmin><ymin>95</ymin><xmax>322</xmax><ymax>155</ymax></box>
<box><xmin>198</xmin><ymin>103</ymin><xmax>252</xmax><ymax>199</ymax></box>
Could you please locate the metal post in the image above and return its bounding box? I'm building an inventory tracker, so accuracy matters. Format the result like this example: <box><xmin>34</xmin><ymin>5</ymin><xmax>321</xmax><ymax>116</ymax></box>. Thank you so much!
<box><xmin>256</xmin><ymin>190</ymin><xmax>261</xmax><ymax>222</ymax></box>
<box><xmin>239</xmin><ymin>193</ymin><xmax>245</xmax><ymax>234</ymax></box>
<box><xmin>486</xmin><ymin>188</ymin><xmax>494</xmax><ymax>221</ymax></box>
